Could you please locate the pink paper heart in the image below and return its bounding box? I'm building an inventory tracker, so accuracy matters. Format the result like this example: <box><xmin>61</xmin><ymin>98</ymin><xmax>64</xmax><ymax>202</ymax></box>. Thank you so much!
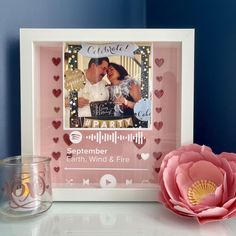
<box><xmin>154</xmin><ymin>121</ymin><xmax>163</xmax><ymax>130</ymax></box>
<box><xmin>156</xmin><ymin>76</ymin><xmax>163</xmax><ymax>82</ymax></box>
<box><xmin>137</xmin><ymin>154</ymin><xmax>142</xmax><ymax>160</ymax></box>
<box><xmin>52</xmin><ymin>57</ymin><xmax>61</xmax><ymax>66</ymax></box>
<box><xmin>54</xmin><ymin>167</ymin><xmax>60</xmax><ymax>172</ymax></box>
<box><xmin>52</xmin><ymin>89</ymin><xmax>61</xmax><ymax>98</ymax></box>
<box><xmin>63</xmin><ymin>134</ymin><xmax>72</xmax><ymax>146</ymax></box>
<box><xmin>137</xmin><ymin>153</ymin><xmax>150</xmax><ymax>160</ymax></box>
<box><xmin>153</xmin><ymin>152</ymin><xmax>162</xmax><ymax>160</ymax></box>
<box><xmin>133</xmin><ymin>137</ymin><xmax>146</xmax><ymax>149</ymax></box>
<box><xmin>52</xmin><ymin>120</ymin><xmax>61</xmax><ymax>129</ymax></box>
<box><xmin>154</xmin><ymin>138</ymin><xmax>161</xmax><ymax>144</ymax></box>
<box><xmin>52</xmin><ymin>152</ymin><xmax>61</xmax><ymax>160</ymax></box>
<box><xmin>155</xmin><ymin>107</ymin><xmax>162</xmax><ymax>113</ymax></box>
<box><xmin>53</xmin><ymin>75</ymin><xmax>60</xmax><ymax>81</ymax></box>
<box><xmin>155</xmin><ymin>58</ymin><xmax>164</xmax><ymax>67</ymax></box>
<box><xmin>54</xmin><ymin>107</ymin><xmax>60</xmax><ymax>113</ymax></box>
<box><xmin>53</xmin><ymin>137</ymin><xmax>59</xmax><ymax>143</ymax></box>
<box><xmin>154</xmin><ymin>89</ymin><xmax>164</xmax><ymax>98</ymax></box>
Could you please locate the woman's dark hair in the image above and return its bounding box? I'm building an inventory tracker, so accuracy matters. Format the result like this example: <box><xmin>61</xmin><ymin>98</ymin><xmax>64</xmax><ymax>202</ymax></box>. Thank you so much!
<box><xmin>109</xmin><ymin>63</ymin><xmax>128</xmax><ymax>80</ymax></box>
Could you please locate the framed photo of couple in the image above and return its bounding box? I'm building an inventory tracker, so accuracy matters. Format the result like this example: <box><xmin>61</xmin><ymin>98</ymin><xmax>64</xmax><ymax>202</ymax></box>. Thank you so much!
<box><xmin>20</xmin><ymin>29</ymin><xmax>194</xmax><ymax>201</ymax></box>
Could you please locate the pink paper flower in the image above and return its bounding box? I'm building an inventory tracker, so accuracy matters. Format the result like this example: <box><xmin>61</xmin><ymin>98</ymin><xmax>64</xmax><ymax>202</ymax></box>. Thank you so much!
<box><xmin>158</xmin><ymin>144</ymin><xmax>236</xmax><ymax>224</ymax></box>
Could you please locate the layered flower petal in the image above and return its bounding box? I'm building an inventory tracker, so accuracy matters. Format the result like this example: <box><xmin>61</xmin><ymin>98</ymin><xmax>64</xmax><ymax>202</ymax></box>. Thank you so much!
<box><xmin>188</xmin><ymin>160</ymin><xmax>223</xmax><ymax>185</ymax></box>
<box><xmin>197</xmin><ymin>207</ymin><xmax>228</xmax><ymax>224</ymax></box>
<box><xmin>158</xmin><ymin>144</ymin><xmax>236</xmax><ymax>224</ymax></box>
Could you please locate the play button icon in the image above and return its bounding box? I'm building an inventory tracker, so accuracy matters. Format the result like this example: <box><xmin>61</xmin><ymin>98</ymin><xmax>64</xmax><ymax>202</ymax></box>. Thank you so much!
<box><xmin>100</xmin><ymin>174</ymin><xmax>117</xmax><ymax>188</ymax></box>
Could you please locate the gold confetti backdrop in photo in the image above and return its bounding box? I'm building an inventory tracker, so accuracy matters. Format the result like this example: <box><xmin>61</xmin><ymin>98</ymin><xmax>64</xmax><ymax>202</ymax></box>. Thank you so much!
<box><xmin>64</xmin><ymin>69</ymin><xmax>86</xmax><ymax>91</ymax></box>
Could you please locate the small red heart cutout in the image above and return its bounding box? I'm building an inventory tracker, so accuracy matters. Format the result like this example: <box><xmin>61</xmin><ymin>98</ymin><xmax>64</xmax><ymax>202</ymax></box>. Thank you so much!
<box><xmin>63</xmin><ymin>134</ymin><xmax>72</xmax><ymax>146</ymax></box>
<box><xmin>52</xmin><ymin>152</ymin><xmax>61</xmax><ymax>160</ymax></box>
<box><xmin>154</xmin><ymin>121</ymin><xmax>163</xmax><ymax>130</ymax></box>
<box><xmin>154</xmin><ymin>138</ymin><xmax>161</xmax><ymax>144</ymax></box>
<box><xmin>155</xmin><ymin>107</ymin><xmax>162</xmax><ymax>113</ymax></box>
<box><xmin>156</xmin><ymin>76</ymin><xmax>163</xmax><ymax>82</ymax></box>
<box><xmin>54</xmin><ymin>107</ymin><xmax>60</xmax><ymax>113</ymax></box>
<box><xmin>155</xmin><ymin>58</ymin><xmax>164</xmax><ymax>67</ymax></box>
<box><xmin>154</xmin><ymin>89</ymin><xmax>164</xmax><ymax>98</ymax></box>
<box><xmin>137</xmin><ymin>154</ymin><xmax>142</xmax><ymax>160</ymax></box>
<box><xmin>52</xmin><ymin>120</ymin><xmax>61</xmax><ymax>129</ymax></box>
<box><xmin>133</xmin><ymin>137</ymin><xmax>146</xmax><ymax>149</ymax></box>
<box><xmin>155</xmin><ymin>167</ymin><xmax>160</xmax><ymax>173</ymax></box>
<box><xmin>52</xmin><ymin>89</ymin><xmax>61</xmax><ymax>98</ymax></box>
<box><xmin>153</xmin><ymin>152</ymin><xmax>162</xmax><ymax>160</ymax></box>
<box><xmin>53</xmin><ymin>137</ymin><xmax>59</xmax><ymax>143</ymax></box>
<box><xmin>53</xmin><ymin>75</ymin><xmax>60</xmax><ymax>81</ymax></box>
<box><xmin>52</xmin><ymin>57</ymin><xmax>61</xmax><ymax>66</ymax></box>
<box><xmin>54</xmin><ymin>167</ymin><xmax>60</xmax><ymax>172</ymax></box>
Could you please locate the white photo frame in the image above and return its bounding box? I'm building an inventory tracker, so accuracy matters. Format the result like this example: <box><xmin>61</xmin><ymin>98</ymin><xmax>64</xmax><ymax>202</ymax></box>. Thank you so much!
<box><xmin>20</xmin><ymin>29</ymin><xmax>194</xmax><ymax>201</ymax></box>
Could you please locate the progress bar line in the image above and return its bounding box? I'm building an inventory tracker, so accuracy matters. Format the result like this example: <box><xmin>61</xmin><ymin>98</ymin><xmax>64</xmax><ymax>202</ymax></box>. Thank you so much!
<box><xmin>64</xmin><ymin>167</ymin><xmax>149</xmax><ymax>171</ymax></box>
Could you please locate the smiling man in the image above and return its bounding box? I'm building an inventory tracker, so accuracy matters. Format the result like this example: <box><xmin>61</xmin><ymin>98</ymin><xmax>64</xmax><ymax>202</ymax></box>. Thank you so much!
<box><xmin>76</xmin><ymin>57</ymin><xmax>110</xmax><ymax>117</ymax></box>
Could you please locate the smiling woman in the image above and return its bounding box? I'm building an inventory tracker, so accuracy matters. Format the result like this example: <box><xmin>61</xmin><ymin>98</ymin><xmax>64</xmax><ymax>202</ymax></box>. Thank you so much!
<box><xmin>107</xmin><ymin>62</ymin><xmax>141</xmax><ymax>119</ymax></box>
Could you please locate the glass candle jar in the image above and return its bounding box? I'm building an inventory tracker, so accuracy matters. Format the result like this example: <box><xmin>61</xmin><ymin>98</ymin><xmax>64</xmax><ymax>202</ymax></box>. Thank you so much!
<box><xmin>0</xmin><ymin>156</ymin><xmax>52</xmax><ymax>217</ymax></box>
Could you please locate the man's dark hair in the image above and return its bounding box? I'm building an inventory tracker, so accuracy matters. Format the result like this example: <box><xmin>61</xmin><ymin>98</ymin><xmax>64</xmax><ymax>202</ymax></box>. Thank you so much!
<box><xmin>88</xmin><ymin>57</ymin><xmax>109</xmax><ymax>68</ymax></box>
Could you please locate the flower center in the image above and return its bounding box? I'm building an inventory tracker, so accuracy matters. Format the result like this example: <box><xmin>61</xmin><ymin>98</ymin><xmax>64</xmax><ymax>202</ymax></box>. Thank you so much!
<box><xmin>187</xmin><ymin>180</ymin><xmax>217</xmax><ymax>205</ymax></box>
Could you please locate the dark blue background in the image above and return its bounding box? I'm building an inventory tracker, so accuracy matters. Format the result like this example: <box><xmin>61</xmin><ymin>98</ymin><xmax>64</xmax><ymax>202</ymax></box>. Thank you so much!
<box><xmin>0</xmin><ymin>0</ymin><xmax>235</xmax><ymax>158</ymax></box>
<box><xmin>146</xmin><ymin>0</ymin><xmax>236</xmax><ymax>153</ymax></box>
<box><xmin>0</xmin><ymin>0</ymin><xmax>145</xmax><ymax>158</ymax></box>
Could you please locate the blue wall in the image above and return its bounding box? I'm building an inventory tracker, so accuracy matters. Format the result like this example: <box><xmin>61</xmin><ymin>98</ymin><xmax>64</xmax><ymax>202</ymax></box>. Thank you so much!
<box><xmin>147</xmin><ymin>0</ymin><xmax>236</xmax><ymax>153</ymax></box>
<box><xmin>1</xmin><ymin>0</ymin><xmax>235</xmax><ymax>157</ymax></box>
<box><xmin>0</xmin><ymin>0</ymin><xmax>146</xmax><ymax>158</ymax></box>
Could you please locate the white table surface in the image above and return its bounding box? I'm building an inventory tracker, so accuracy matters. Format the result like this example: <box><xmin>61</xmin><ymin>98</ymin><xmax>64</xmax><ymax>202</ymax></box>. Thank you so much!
<box><xmin>0</xmin><ymin>202</ymin><xmax>236</xmax><ymax>236</ymax></box>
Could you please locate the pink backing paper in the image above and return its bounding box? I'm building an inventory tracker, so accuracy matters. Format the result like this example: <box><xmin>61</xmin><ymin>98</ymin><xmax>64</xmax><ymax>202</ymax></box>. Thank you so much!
<box><xmin>38</xmin><ymin>42</ymin><xmax>181</xmax><ymax>188</ymax></box>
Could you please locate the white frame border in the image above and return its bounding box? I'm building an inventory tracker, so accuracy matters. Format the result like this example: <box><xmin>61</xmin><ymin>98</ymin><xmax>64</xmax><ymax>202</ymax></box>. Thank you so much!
<box><xmin>20</xmin><ymin>29</ymin><xmax>194</xmax><ymax>201</ymax></box>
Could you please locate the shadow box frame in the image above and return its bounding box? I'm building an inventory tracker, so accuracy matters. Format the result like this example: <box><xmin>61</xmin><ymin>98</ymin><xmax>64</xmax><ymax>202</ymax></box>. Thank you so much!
<box><xmin>20</xmin><ymin>28</ymin><xmax>194</xmax><ymax>201</ymax></box>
